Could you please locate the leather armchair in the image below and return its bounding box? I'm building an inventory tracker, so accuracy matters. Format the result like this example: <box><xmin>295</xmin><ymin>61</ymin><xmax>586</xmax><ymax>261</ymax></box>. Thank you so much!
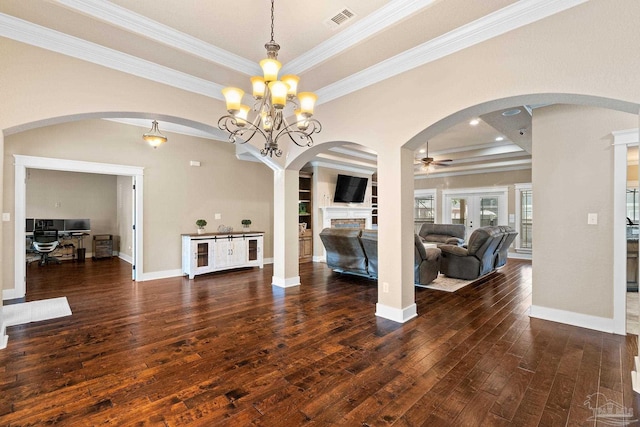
<box><xmin>359</xmin><ymin>229</ymin><xmax>378</xmax><ymax>277</ymax></box>
<box><xmin>440</xmin><ymin>226</ymin><xmax>516</xmax><ymax>280</ymax></box>
<box><xmin>414</xmin><ymin>234</ymin><xmax>441</xmax><ymax>286</ymax></box>
<box><xmin>319</xmin><ymin>228</ymin><xmax>368</xmax><ymax>275</ymax></box>
<box><xmin>419</xmin><ymin>223</ymin><xmax>465</xmax><ymax>247</ymax></box>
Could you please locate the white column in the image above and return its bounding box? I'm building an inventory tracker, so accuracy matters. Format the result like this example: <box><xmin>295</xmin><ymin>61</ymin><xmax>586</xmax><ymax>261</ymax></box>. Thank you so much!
<box><xmin>375</xmin><ymin>145</ymin><xmax>417</xmax><ymax>322</ymax></box>
<box><xmin>272</xmin><ymin>169</ymin><xmax>301</xmax><ymax>287</ymax></box>
<box><xmin>0</xmin><ymin>130</ymin><xmax>6</xmax><ymax>349</ymax></box>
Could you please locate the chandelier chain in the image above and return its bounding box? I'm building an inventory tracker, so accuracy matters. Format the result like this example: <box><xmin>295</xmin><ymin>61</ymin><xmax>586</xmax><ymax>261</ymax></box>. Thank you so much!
<box><xmin>270</xmin><ymin>0</ymin><xmax>275</xmax><ymax>43</ymax></box>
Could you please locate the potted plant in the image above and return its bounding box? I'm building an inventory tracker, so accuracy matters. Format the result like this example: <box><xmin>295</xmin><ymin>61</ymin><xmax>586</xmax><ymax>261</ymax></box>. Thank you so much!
<box><xmin>195</xmin><ymin>219</ymin><xmax>207</xmax><ymax>234</ymax></box>
<box><xmin>241</xmin><ymin>219</ymin><xmax>251</xmax><ymax>232</ymax></box>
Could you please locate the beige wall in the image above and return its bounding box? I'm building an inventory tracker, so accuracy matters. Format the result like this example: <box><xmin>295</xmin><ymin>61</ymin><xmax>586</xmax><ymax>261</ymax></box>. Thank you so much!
<box><xmin>26</xmin><ymin>169</ymin><xmax>117</xmax><ymax>254</ymax></box>
<box><xmin>3</xmin><ymin>119</ymin><xmax>274</xmax><ymax>289</ymax></box>
<box><xmin>533</xmin><ymin>105</ymin><xmax>638</xmax><ymax>319</ymax></box>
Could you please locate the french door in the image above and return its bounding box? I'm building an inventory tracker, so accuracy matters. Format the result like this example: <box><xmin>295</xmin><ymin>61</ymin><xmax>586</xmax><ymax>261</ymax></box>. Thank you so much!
<box><xmin>442</xmin><ymin>188</ymin><xmax>508</xmax><ymax>240</ymax></box>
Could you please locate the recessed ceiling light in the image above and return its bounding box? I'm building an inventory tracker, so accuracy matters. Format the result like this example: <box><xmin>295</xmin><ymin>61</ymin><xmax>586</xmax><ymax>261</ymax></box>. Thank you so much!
<box><xmin>469</xmin><ymin>119</ymin><xmax>480</xmax><ymax>126</ymax></box>
<box><xmin>495</xmin><ymin>136</ymin><xmax>504</xmax><ymax>141</ymax></box>
<box><xmin>418</xmin><ymin>148</ymin><xmax>426</xmax><ymax>154</ymax></box>
<box><xmin>502</xmin><ymin>109</ymin><xmax>521</xmax><ymax>117</ymax></box>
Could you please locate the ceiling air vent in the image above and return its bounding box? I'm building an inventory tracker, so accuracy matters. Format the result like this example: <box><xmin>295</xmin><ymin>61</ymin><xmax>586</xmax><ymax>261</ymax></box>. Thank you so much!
<box><xmin>324</xmin><ymin>7</ymin><xmax>356</xmax><ymax>30</ymax></box>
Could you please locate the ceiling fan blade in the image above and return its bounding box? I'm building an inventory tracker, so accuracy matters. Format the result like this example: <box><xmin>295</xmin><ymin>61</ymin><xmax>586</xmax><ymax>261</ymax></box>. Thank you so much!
<box><xmin>432</xmin><ymin>161</ymin><xmax>452</xmax><ymax>167</ymax></box>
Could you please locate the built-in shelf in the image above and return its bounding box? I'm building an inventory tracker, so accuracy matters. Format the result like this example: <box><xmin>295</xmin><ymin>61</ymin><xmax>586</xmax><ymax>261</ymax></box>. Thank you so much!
<box><xmin>299</xmin><ymin>172</ymin><xmax>313</xmax><ymax>263</ymax></box>
<box><xmin>372</xmin><ymin>180</ymin><xmax>378</xmax><ymax>226</ymax></box>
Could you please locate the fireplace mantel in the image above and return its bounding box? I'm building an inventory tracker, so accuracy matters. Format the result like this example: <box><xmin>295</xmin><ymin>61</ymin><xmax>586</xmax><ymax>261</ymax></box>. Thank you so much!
<box><xmin>321</xmin><ymin>206</ymin><xmax>373</xmax><ymax>229</ymax></box>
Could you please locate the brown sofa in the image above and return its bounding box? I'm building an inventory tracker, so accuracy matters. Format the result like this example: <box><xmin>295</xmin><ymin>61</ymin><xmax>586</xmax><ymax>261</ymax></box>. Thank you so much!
<box><xmin>319</xmin><ymin>228</ymin><xmax>441</xmax><ymax>285</ymax></box>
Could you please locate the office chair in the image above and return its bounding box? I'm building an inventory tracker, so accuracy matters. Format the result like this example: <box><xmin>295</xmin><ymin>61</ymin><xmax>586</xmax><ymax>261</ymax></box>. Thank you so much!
<box><xmin>32</xmin><ymin>228</ymin><xmax>61</xmax><ymax>266</ymax></box>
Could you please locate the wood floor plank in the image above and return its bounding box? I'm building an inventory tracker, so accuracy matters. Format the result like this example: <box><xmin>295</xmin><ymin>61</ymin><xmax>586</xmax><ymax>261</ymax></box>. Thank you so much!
<box><xmin>0</xmin><ymin>258</ymin><xmax>637</xmax><ymax>426</ymax></box>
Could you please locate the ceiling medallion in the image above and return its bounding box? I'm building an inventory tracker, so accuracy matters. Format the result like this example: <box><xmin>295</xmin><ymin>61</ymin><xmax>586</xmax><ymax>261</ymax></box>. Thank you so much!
<box><xmin>218</xmin><ymin>0</ymin><xmax>321</xmax><ymax>157</ymax></box>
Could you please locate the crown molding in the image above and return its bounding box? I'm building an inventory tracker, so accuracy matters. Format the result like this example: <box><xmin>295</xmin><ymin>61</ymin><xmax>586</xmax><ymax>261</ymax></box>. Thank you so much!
<box><xmin>414</xmin><ymin>160</ymin><xmax>531</xmax><ymax>179</ymax></box>
<box><xmin>0</xmin><ymin>13</ymin><xmax>225</xmax><ymax>100</ymax></box>
<box><xmin>316</xmin><ymin>0</ymin><xmax>588</xmax><ymax>105</ymax></box>
<box><xmin>282</xmin><ymin>0</ymin><xmax>436</xmax><ymax>75</ymax></box>
<box><xmin>309</xmin><ymin>160</ymin><xmax>376</xmax><ymax>175</ymax></box>
<box><xmin>52</xmin><ymin>0</ymin><xmax>260</xmax><ymax>76</ymax></box>
<box><xmin>2</xmin><ymin>0</ymin><xmax>587</xmax><ymax>108</ymax></box>
<box><xmin>329</xmin><ymin>146</ymin><xmax>378</xmax><ymax>161</ymax></box>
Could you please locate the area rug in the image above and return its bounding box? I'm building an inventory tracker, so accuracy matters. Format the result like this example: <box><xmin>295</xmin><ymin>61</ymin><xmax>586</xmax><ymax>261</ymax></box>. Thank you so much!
<box><xmin>4</xmin><ymin>297</ymin><xmax>72</xmax><ymax>327</ymax></box>
<box><xmin>417</xmin><ymin>274</ymin><xmax>475</xmax><ymax>292</ymax></box>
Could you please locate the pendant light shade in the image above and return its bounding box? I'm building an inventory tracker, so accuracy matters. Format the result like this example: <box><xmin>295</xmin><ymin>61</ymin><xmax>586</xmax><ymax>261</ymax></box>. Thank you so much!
<box><xmin>143</xmin><ymin>120</ymin><xmax>167</xmax><ymax>148</ymax></box>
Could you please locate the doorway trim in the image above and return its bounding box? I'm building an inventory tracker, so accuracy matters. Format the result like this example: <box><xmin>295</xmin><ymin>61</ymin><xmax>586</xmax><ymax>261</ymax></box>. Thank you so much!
<box><xmin>613</xmin><ymin>128</ymin><xmax>639</xmax><ymax>335</ymax></box>
<box><xmin>9</xmin><ymin>155</ymin><xmax>144</xmax><ymax>299</ymax></box>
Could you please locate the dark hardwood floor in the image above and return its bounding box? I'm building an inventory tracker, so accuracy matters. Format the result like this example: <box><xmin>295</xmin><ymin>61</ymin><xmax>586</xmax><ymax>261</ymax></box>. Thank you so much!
<box><xmin>0</xmin><ymin>258</ymin><xmax>638</xmax><ymax>426</ymax></box>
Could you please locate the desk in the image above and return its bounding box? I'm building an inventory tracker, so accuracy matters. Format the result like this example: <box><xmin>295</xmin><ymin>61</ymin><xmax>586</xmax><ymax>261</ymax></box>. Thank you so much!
<box><xmin>26</xmin><ymin>232</ymin><xmax>89</xmax><ymax>261</ymax></box>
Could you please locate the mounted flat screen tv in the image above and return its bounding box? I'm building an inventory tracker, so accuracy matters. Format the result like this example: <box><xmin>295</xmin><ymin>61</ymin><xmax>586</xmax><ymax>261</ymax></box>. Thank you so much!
<box><xmin>333</xmin><ymin>174</ymin><xmax>368</xmax><ymax>203</ymax></box>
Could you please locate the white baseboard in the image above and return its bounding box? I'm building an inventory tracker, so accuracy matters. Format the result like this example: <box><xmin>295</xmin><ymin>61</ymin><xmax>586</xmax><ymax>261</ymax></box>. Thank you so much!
<box><xmin>375</xmin><ymin>303</ymin><xmax>417</xmax><ymax>324</ymax></box>
<box><xmin>312</xmin><ymin>255</ymin><xmax>326</xmax><ymax>263</ymax></box>
<box><xmin>140</xmin><ymin>269</ymin><xmax>183</xmax><ymax>282</ymax></box>
<box><xmin>118</xmin><ymin>253</ymin><xmax>133</xmax><ymax>264</ymax></box>
<box><xmin>263</xmin><ymin>257</ymin><xmax>273</xmax><ymax>264</ymax></box>
<box><xmin>529</xmin><ymin>304</ymin><xmax>617</xmax><ymax>334</ymax></box>
<box><xmin>272</xmin><ymin>275</ymin><xmax>301</xmax><ymax>288</ymax></box>
<box><xmin>0</xmin><ymin>328</ymin><xmax>7</xmax><ymax>350</ymax></box>
<box><xmin>3</xmin><ymin>288</ymin><xmax>21</xmax><ymax>301</ymax></box>
<box><xmin>509</xmin><ymin>252</ymin><xmax>532</xmax><ymax>260</ymax></box>
<box><xmin>0</xmin><ymin>317</ymin><xmax>7</xmax><ymax>349</ymax></box>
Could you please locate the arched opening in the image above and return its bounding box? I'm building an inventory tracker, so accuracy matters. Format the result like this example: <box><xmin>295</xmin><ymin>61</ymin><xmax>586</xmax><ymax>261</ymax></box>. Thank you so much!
<box><xmin>400</xmin><ymin>94</ymin><xmax>639</xmax><ymax>334</ymax></box>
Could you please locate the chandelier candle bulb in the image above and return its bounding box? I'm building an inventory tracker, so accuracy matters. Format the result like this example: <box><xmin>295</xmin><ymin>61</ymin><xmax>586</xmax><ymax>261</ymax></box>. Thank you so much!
<box><xmin>236</xmin><ymin>105</ymin><xmax>250</xmax><ymax>126</ymax></box>
<box><xmin>222</xmin><ymin>87</ymin><xmax>244</xmax><ymax>113</ymax></box>
<box><xmin>269</xmin><ymin>81</ymin><xmax>288</xmax><ymax>109</ymax></box>
<box><xmin>282</xmin><ymin>75</ymin><xmax>299</xmax><ymax>97</ymax></box>
<box><xmin>260</xmin><ymin>58</ymin><xmax>281</xmax><ymax>82</ymax></box>
<box><xmin>295</xmin><ymin>110</ymin><xmax>309</xmax><ymax>130</ymax></box>
<box><xmin>298</xmin><ymin>92</ymin><xmax>318</xmax><ymax>116</ymax></box>
<box><xmin>250</xmin><ymin>76</ymin><xmax>266</xmax><ymax>98</ymax></box>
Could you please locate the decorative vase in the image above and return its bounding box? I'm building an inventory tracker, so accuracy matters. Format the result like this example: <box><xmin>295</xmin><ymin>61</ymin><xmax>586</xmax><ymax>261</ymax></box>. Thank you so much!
<box><xmin>197</xmin><ymin>228</ymin><xmax>205</xmax><ymax>235</ymax></box>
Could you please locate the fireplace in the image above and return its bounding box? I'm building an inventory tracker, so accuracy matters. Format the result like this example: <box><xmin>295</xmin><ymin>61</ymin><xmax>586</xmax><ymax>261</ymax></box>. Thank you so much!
<box><xmin>331</xmin><ymin>218</ymin><xmax>366</xmax><ymax>229</ymax></box>
<box><xmin>321</xmin><ymin>206</ymin><xmax>373</xmax><ymax>229</ymax></box>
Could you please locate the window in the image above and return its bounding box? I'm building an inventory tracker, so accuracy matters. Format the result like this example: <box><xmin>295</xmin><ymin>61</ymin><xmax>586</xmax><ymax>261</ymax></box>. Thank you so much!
<box><xmin>515</xmin><ymin>183</ymin><xmax>532</xmax><ymax>252</ymax></box>
<box><xmin>414</xmin><ymin>189</ymin><xmax>436</xmax><ymax>232</ymax></box>
<box><xmin>627</xmin><ymin>187</ymin><xmax>639</xmax><ymax>224</ymax></box>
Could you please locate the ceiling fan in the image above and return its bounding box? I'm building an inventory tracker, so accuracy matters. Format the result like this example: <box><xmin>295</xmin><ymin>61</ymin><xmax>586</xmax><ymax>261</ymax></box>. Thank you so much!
<box><xmin>416</xmin><ymin>141</ymin><xmax>452</xmax><ymax>167</ymax></box>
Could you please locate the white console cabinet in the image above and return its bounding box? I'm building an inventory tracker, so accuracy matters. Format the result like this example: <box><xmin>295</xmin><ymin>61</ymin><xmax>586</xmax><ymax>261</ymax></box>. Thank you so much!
<box><xmin>182</xmin><ymin>232</ymin><xmax>264</xmax><ymax>279</ymax></box>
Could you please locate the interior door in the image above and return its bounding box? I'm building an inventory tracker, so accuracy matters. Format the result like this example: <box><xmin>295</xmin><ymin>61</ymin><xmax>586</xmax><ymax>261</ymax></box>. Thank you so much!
<box><xmin>131</xmin><ymin>176</ymin><xmax>137</xmax><ymax>280</ymax></box>
<box><xmin>444</xmin><ymin>191</ymin><xmax>507</xmax><ymax>240</ymax></box>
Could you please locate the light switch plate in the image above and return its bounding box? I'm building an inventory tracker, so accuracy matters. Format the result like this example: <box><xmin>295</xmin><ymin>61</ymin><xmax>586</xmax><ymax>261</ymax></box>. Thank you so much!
<box><xmin>2</xmin><ymin>213</ymin><xmax>10</xmax><ymax>221</ymax></box>
<box><xmin>215</xmin><ymin>213</ymin><xmax>221</xmax><ymax>220</ymax></box>
<box><xmin>587</xmin><ymin>213</ymin><xmax>598</xmax><ymax>225</ymax></box>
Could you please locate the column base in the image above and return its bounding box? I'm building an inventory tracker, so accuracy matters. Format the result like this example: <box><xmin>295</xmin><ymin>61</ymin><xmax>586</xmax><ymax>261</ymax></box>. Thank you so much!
<box><xmin>272</xmin><ymin>275</ymin><xmax>301</xmax><ymax>288</ymax></box>
<box><xmin>375</xmin><ymin>302</ymin><xmax>417</xmax><ymax>323</ymax></box>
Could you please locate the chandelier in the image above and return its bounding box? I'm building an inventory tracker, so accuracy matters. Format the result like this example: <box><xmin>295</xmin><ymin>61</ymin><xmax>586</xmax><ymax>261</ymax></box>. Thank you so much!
<box><xmin>218</xmin><ymin>0</ymin><xmax>321</xmax><ymax>157</ymax></box>
<box><xmin>143</xmin><ymin>120</ymin><xmax>167</xmax><ymax>148</ymax></box>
